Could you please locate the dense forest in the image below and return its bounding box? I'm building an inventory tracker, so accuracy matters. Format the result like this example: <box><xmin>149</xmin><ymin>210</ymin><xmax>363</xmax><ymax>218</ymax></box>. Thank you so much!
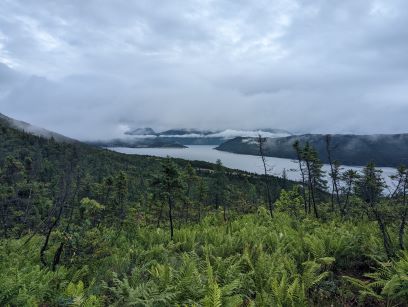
<box><xmin>1</xmin><ymin>119</ymin><xmax>408</xmax><ymax>306</ymax></box>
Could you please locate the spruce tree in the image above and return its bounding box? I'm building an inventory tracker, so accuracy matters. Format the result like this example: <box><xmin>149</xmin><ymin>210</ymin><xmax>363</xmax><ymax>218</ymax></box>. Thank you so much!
<box><xmin>152</xmin><ymin>158</ymin><xmax>185</xmax><ymax>240</ymax></box>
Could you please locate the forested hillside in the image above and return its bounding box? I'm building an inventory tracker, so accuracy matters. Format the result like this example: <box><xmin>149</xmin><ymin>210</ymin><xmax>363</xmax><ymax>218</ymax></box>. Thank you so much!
<box><xmin>0</xmin><ymin>116</ymin><xmax>290</xmax><ymax>237</ymax></box>
<box><xmin>216</xmin><ymin>134</ymin><xmax>408</xmax><ymax>167</ymax></box>
<box><xmin>1</xmin><ymin>118</ymin><xmax>408</xmax><ymax>306</ymax></box>
<box><xmin>0</xmin><ymin>113</ymin><xmax>76</xmax><ymax>143</ymax></box>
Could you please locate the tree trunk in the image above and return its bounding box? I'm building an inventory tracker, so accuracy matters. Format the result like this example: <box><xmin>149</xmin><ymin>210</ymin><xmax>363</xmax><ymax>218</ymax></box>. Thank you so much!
<box><xmin>266</xmin><ymin>184</ymin><xmax>273</xmax><ymax>216</ymax></box>
<box><xmin>168</xmin><ymin>196</ymin><xmax>174</xmax><ymax>240</ymax></box>
<box><xmin>344</xmin><ymin>182</ymin><xmax>352</xmax><ymax>212</ymax></box>
<box><xmin>1</xmin><ymin>200</ymin><xmax>8</xmax><ymax>238</ymax></box>
<box><xmin>311</xmin><ymin>180</ymin><xmax>319</xmax><ymax>219</ymax></box>
<box><xmin>305</xmin><ymin>160</ymin><xmax>314</xmax><ymax>216</ymax></box>
<box><xmin>198</xmin><ymin>202</ymin><xmax>202</xmax><ymax>222</ymax></box>
<box><xmin>295</xmin><ymin>154</ymin><xmax>307</xmax><ymax>213</ymax></box>
<box><xmin>157</xmin><ymin>202</ymin><xmax>164</xmax><ymax>228</ymax></box>
<box><xmin>399</xmin><ymin>181</ymin><xmax>407</xmax><ymax>249</ymax></box>
<box><xmin>372</xmin><ymin>205</ymin><xmax>393</xmax><ymax>259</ymax></box>
<box><xmin>52</xmin><ymin>242</ymin><xmax>64</xmax><ymax>271</ymax></box>
<box><xmin>40</xmin><ymin>199</ymin><xmax>65</xmax><ymax>267</ymax></box>
<box><xmin>258</xmin><ymin>135</ymin><xmax>274</xmax><ymax>217</ymax></box>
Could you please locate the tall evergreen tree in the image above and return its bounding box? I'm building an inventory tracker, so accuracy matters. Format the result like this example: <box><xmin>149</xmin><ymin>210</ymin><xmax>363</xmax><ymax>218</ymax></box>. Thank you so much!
<box><xmin>196</xmin><ymin>177</ymin><xmax>208</xmax><ymax>221</ymax></box>
<box><xmin>300</xmin><ymin>142</ymin><xmax>327</xmax><ymax>218</ymax></box>
<box><xmin>212</xmin><ymin>159</ymin><xmax>227</xmax><ymax>212</ymax></box>
<box><xmin>114</xmin><ymin>171</ymin><xmax>128</xmax><ymax>223</ymax></box>
<box><xmin>340</xmin><ymin>169</ymin><xmax>360</xmax><ymax>213</ymax></box>
<box><xmin>183</xmin><ymin>163</ymin><xmax>198</xmax><ymax>223</ymax></box>
<box><xmin>152</xmin><ymin>158</ymin><xmax>185</xmax><ymax>240</ymax></box>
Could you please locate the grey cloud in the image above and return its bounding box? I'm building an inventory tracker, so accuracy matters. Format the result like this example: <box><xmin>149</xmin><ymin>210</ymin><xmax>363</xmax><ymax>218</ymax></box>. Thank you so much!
<box><xmin>0</xmin><ymin>0</ymin><xmax>408</xmax><ymax>139</ymax></box>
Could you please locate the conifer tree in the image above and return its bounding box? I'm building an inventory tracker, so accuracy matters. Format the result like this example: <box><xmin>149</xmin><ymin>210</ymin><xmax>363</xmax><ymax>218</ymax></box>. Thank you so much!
<box><xmin>390</xmin><ymin>165</ymin><xmax>408</xmax><ymax>249</ymax></box>
<box><xmin>325</xmin><ymin>135</ymin><xmax>341</xmax><ymax>212</ymax></box>
<box><xmin>358</xmin><ymin>162</ymin><xmax>393</xmax><ymax>258</ymax></box>
<box><xmin>115</xmin><ymin>171</ymin><xmax>128</xmax><ymax>223</ymax></box>
<box><xmin>196</xmin><ymin>177</ymin><xmax>208</xmax><ymax>221</ymax></box>
<box><xmin>212</xmin><ymin>159</ymin><xmax>227</xmax><ymax>212</ymax></box>
<box><xmin>153</xmin><ymin>158</ymin><xmax>185</xmax><ymax>240</ymax></box>
<box><xmin>300</xmin><ymin>142</ymin><xmax>327</xmax><ymax>218</ymax></box>
<box><xmin>293</xmin><ymin>140</ymin><xmax>307</xmax><ymax>213</ymax></box>
<box><xmin>341</xmin><ymin>169</ymin><xmax>360</xmax><ymax>213</ymax></box>
<box><xmin>183</xmin><ymin>163</ymin><xmax>198</xmax><ymax>223</ymax></box>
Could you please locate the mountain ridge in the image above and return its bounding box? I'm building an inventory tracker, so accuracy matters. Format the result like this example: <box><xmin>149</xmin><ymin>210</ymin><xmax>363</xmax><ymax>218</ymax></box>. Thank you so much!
<box><xmin>0</xmin><ymin>112</ymin><xmax>77</xmax><ymax>143</ymax></box>
<box><xmin>124</xmin><ymin>127</ymin><xmax>292</xmax><ymax>138</ymax></box>
<box><xmin>108</xmin><ymin>127</ymin><xmax>293</xmax><ymax>147</ymax></box>
<box><xmin>216</xmin><ymin>134</ymin><xmax>408</xmax><ymax>167</ymax></box>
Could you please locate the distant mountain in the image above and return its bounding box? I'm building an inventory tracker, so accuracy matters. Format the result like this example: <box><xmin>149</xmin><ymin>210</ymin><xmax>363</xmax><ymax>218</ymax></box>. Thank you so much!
<box><xmin>156</xmin><ymin>137</ymin><xmax>225</xmax><ymax>145</ymax></box>
<box><xmin>125</xmin><ymin>128</ymin><xmax>216</xmax><ymax>137</ymax></box>
<box><xmin>216</xmin><ymin>134</ymin><xmax>408</xmax><ymax>167</ymax></box>
<box><xmin>261</xmin><ymin>128</ymin><xmax>295</xmax><ymax>135</ymax></box>
<box><xmin>124</xmin><ymin>127</ymin><xmax>156</xmax><ymax>136</ymax></box>
<box><xmin>0</xmin><ymin>112</ymin><xmax>76</xmax><ymax>143</ymax></box>
<box><xmin>158</xmin><ymin>129</ymin><xmax>215</xmax><ymax>136</ymax></box>
<box><xmin>205</xmin><ymin>129</ymin><xmax>291</xmax><ymax>139</ymax></box>
<box><xmin>89</xmin><ymin>138</ymin><xmax>186</xmax><ymax>148</ymax></box>
<box><xmin>120</xmin><ymin>128</ymin><xmax>292</xmax><ymax>146</ymax></box>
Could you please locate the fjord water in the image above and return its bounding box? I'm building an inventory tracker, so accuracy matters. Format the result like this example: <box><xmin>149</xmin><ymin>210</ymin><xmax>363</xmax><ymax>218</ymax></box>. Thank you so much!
<box><xmin>111</xmin><ymin>145</ymin><xmax>397</xmax><ymax>188</ymax></box>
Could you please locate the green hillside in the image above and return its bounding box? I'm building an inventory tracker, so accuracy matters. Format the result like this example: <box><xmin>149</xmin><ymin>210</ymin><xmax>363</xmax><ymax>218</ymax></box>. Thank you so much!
<box><xmin>1</xmin><ymin>117</ymin><xmax>408</xmax><ymax>306</ymax></box>
<box><xmin>0</xmin><ymin>116</ymin><xmax>291</xmax><ymax>236</ymax></box>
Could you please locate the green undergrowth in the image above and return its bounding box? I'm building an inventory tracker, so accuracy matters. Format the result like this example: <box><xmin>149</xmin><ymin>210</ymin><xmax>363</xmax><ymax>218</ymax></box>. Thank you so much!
<box><xmin>1</xmin><ymin>209</ymin><xmax>407</xmax><ymax>306</ymax></box>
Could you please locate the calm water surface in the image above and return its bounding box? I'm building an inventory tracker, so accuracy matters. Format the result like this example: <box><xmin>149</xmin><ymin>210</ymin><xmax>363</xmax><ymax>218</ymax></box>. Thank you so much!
<box><xmin>110</xmin><ymin>145</ymin><xmax>397</xmax><ymax>189</ymax></box>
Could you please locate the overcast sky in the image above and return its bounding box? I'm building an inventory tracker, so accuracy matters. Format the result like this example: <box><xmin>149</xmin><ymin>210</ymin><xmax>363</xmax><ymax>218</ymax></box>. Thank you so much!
<box><xmin>1</xmin><ymin>0</ymin><xmax>408</xmax><ymax>139</ymax></box>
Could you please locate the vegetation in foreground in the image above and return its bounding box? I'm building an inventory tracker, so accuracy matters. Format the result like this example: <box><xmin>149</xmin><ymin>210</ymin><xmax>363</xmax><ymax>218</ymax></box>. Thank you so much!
<box><xmin>1</xmin><ymin>118</ymin><xmax>408</xmax><ymax>306</ymax></box>
<box><xmin>1</xmin><ymin>210</ymin><xmax>408</xmax><ymax>306</ymax></box>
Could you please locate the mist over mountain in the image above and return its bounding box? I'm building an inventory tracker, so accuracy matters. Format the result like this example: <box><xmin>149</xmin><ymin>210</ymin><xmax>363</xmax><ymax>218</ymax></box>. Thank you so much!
<box><xmin>2</xmin><ymin>111</ymin><xmax>406</xmax><ymax>168</ymax></box>
<box><xmin>89</xmin><ymin>137</ymin><xmax>186</xmax><ymax>149</ymax></box>
<box><xmin>216</xmin><ymin>134</ymin><xmax>408</xmax><ymax>167</ymax></box>
<box><xmin>124</xmin><ymin>127</ymin><xmax>156</xmax><ymax>136</ymax></box>
<box><xmin>96</xmin><ymin>127</ymin><xmax>292</xmax><ymax>147</ymax></box>
<box><xmin>0</xmin><ymin>112</ymin><xmax>76</xmax><ymax>143</ymax></box>
<box><xmin>125</xmin><ymin>127</ymin><xmax>291</xmax><ymax>137</ymax></box>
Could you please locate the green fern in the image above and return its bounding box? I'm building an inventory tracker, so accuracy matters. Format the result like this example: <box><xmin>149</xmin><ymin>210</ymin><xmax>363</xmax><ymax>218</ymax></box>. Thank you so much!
<box><xmin>203</xmin><ymin>279</ymin><xmax>222</xmax><ymax>307</ymax></box>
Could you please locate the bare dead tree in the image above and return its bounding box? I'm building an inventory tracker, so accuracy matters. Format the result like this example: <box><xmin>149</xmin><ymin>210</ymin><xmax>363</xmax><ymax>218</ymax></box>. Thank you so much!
<box><xmin>40</xmin><ymin>176</ymin><xmax>71</xmax><ymax>267</ymax></box>
<box><xmin>257</xmin><ymin>134</ymin><xmax>274</xmax><ymax>216</ymax></box>
<box><xmin>52</xmin><ymin>168</ymin><xmax>82</xmax><ymax>271</ymax></box>
<box><xmin>40</xmin><ymin>147</ymin><xmax>78</xmax><ymax>269</ymax></box>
